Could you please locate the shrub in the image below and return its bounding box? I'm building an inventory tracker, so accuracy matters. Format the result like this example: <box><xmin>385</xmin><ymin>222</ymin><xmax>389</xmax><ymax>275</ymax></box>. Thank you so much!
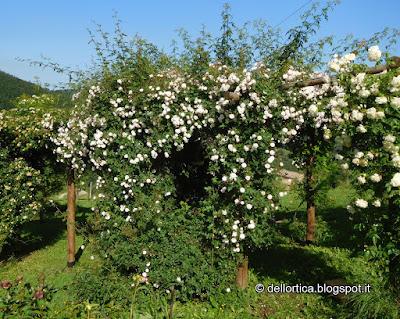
<box><xmin>0</xmin><ymin>94</ymin><xmax>67</xmax><ymax>252</ymax></box>
<box><xmin>51</xmin><ymin>22</ymin><xmax>284</xmax><ymax>299</ymax></box>
<box><xmin>0</xmin><ymin>151</ymin><xmax>42</xmax><ymax>252</ymax></box>
<box><xmin>0</xmin><ymin>274</ymin><xmax>56</xmax><ymax>317</ymax></box>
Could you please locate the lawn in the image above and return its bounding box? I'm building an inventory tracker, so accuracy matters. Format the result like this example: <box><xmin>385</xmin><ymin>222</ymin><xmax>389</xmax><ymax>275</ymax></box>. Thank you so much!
<box><xmin>0</xmin><ymin>182</ymin><xmax>398</xmax><ymax>318</ymax></box>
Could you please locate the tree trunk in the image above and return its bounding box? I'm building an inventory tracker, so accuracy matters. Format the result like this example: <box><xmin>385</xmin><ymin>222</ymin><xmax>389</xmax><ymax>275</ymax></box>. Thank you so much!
<box><xmin>67</xmin><ymin>167</ymin><xmax>76</xmax><ymax>268</ymax></box>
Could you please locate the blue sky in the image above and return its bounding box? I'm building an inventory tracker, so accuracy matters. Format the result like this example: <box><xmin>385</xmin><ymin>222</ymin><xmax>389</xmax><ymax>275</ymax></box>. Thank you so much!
<box><xmin>1</xmin><ymin>0</ymin><xmax>399</xmax><ymax>88</ymax></box>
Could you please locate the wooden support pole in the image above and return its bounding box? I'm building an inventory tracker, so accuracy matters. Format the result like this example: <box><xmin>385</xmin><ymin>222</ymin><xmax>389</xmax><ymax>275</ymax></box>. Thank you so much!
<box><xmin>305</xmin><ymin>125</ymin><xmax>316</xmax><ymax>244</ymax></box>
<box><xmin>169</xmin><ymin>285</ymin><xmax>175</xmax><ymax>319</ymax></box>
<box><xmin>67</xmin><ymin>167</ymin><xmax>76</xmax><ymax>268</ymax></box>
<box><xmin>306</xmin><ymin>157</ymin><xmax>316</xmax><ymax>243</ymax></box>
<box><xmin>235</xmin><ymin>257</ymin><xmax>248</xmax><ymax>289</ymax></box>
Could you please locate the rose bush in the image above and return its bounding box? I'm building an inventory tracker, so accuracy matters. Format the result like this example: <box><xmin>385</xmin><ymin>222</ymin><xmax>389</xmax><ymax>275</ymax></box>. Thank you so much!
<box><xmin>330</xmin><ymin>48</ymin><xmax>400</xmax><ymax>289</ymax></box>
<box><xmin>51</xmin><ymin>43</ymin><xmax>285</xmax><ymax>298</ymax></box>
<box><xmin>0</xmin><ymin>94</ymin><xmax>67</xmax><ymax>253</ymax></box>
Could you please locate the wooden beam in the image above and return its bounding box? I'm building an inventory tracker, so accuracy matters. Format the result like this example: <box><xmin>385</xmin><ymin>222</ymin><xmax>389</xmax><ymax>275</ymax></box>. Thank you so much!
<box><xmin>223</xmin><ymin>91</ymin><xmax>240</xmax><ymax>102</ymax></box>
<box><xmin>283</xmin><ymin>56</ymin><xmax>400</xmax><ymax>89</ymax></box>
<box><xmin>222</xmin><ymin>57</ymin><xmax>400</xmax><ymax>100</ymax></box>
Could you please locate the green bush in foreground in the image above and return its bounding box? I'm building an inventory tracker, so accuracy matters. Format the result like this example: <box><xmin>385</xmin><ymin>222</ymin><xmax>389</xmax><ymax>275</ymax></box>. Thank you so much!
<box><xmin>0</xmin><ymin>151</ymin><xmax>43</xmax><ymax>253</ymax></box>
<box><xmin>0</xmin><ymin>274</ymin><xmax>56</xmax><ymax>317</ymax></box>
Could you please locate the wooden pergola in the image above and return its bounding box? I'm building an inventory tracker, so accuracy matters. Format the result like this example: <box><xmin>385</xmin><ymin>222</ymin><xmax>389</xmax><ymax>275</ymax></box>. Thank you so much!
<box><xmin>66</xmin><ymin>57</ymin><xmax>400</xmax><ymax>293</ymax></box>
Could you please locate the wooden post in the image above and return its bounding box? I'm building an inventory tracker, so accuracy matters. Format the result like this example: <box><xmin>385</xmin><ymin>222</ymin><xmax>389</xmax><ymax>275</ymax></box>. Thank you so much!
<box><xmin>169</xmin><ymin>285</ymin><xmax>175</xmax><ymax>319</ymax></box>
<box><xmin>89</xmin><ymin>181</ymin><xmax>92</xmax><ymax>200</ymax></box>
<box><xmin>235</xmin><ymin>257</ymin><xmax>248</xmax><ymax>289</ymax></box>
<box><xmin>305</xmin><ymin>125</ymin><xmax>316</xmax><ymax>244</ymax></box>
<box><xmin>306</xmin><ymin>160</ymin><xmax>315</xmax><ymax>243</ymax></box>
<box><xmin>67</xmin><ymin>167</ymin><xmax>76</xmax><ymax>268</ymax></box>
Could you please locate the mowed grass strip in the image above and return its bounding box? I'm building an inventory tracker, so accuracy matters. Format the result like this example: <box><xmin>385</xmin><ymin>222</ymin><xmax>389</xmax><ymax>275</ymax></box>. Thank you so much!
<box><xmin>0</xmin><ymin>200</ymin><xmax>94</xmax><ymax>292</ymax></box>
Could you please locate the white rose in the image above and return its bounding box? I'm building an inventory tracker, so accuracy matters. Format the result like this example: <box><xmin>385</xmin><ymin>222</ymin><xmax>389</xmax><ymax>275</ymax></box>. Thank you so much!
<box><xmin>390</xmin><ymin>173</ymin><xmax>400</xmax><ymax>187</ymax></box>
<box><xmin>308</xmin><ymin>104</ymin><xmax>318</xmax><ymax>116</ymax></box>
<box><xmin>366</xmin><ymin>107</ymin><xmax>377</xmax><ymax>119</ymax></box>
<box><xmin>356</xmin><ymin>125</ymin><xmax>367</xmax><ymax>133</ymax></box>
<box><xmin>368</xmin><ymin>46</ymin><xmax>382</xmax><ymax>61</ymax></box>
<box><xmin>373</xmin><ymin>199</ymin><xmax>381</xmax><ymax>207</ymax></box>
<box><xmin>357</xmin><ymin>176</ymin><xmax>367</xmax><ymax>184</ymax></box>
<box><xmin>328</xmin><ymin>60</ymin><xmax>340</xmax><ymax>72</ymax></box>
<box><xmin>355</xmin><ymin>199</ymin><xmax>368</xmax><ymax>208</ymax></box>
<box><xmin>351</xmin><ymin>110</ymin><xmax>364</xmax><ymax>121</ymax></box>
<box><xmin>359</xmin><ymin>89</ymin><xmax>371</xmax><ymax>98</ymax></box>
<box><xmin>376</xmin><ymin>111</ymin><xmax>385</xmax><ymax>119</ymax></box>
<box><xmin>393</xmin><ymin>156</ymin><xmax>400</xmax><ymax>168</ymax></box>
<box><xmin>335</xmin><ymin>154</ymin><xmax>344</xmax><ymax>160</ymax></box>
<box><xmin>375</xmin><ymin>96</ymin><xmax>388</xmax><ymax>104</ymax></box>
<box><xmin>384</xmin><ymin>134</ymin><xmax>396</xmax><ymax>143</ymax></box>
<box><xmin>391</xmin><ymin>97</ymin><xmax>400</xmax><ymax>107</ymax></box>
<box><xmin>370</xmin><ymin>174</ymin><xmax>381</xmax><ymax>183</ymax></box>
<box><xmin>347</xmin><ymin>205</ymin><xmax>355</xmax><ymax>214</ymax></box>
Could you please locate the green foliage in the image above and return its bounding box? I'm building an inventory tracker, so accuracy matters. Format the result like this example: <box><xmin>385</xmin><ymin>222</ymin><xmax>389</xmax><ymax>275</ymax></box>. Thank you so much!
<box><xmin>89</xmin><ymin>202</ymin><xmax>235</xmax><ymax>301</ymax></box>
<box><xmin>0</xmin><ymin>151</ymin><xmax>43</xmax><ymax>253</ymax></box>
<box><xmin>72</xmin><ymin>266</ymin><xmax>131</xmax><ymax>307</ymax></box>
<box><xmin>0</xmin><ymin>70</ymin><xmax>75</xmax><ymax>110</ymax></box>
<box><xmin>341</xmin><ymin>278</ymin><xmax>399</xmax><ymax>319</ymax></box>
<box><xmin>4</xmin><ymin>1</ymin><xmax>400</xmax><ymax>315</ymax></box>
<box><xmin>49</xmin><ymin>7</ymin><xmax>307</xmax><ymax>301</ymax></box>
<box><xmin>0</xmin><ymin>274</ymin><xmax>56</xmax><ymax>318</ymax></box>
<box><xmin>0</xmin><ymin>94</ymin><xmax>68</xmax><ymax>253</ymax></box>
<box><xmin>334</xmin><ymin>54</ymin><xmax>400</xmax><ymax>292</ymax></box>
<box><xmin>0</xmin><ymin>70</ymin><xmax>47</xmax><ymax>110</ymax></box>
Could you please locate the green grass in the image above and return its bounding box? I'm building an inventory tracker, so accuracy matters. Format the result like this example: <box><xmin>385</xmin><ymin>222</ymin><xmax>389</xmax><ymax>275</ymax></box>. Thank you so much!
<box><xmin>0</xmin><ymin>200</ymin><xmax>94</xmax><ymax>300</ymax></box>
<box><xmin>1</xmin><ymin>183</ymin><xmax>398</xmax><ymax>318</ymax></box>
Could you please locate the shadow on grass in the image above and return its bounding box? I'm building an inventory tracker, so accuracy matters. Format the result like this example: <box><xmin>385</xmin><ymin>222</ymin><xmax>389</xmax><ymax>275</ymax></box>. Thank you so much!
<box><xmin>249</xmin><ymin>244</ymin><xmax>347</xmax><ymax>286</ymax></box>
<box><xmin>0</xmin><ymin>201</ymin><xmax>92</xmax><ymax>262</ymax></box>
<box><xmin>274</xmin><ymin>206</ymin><xmax>364</xmax><ymax>252</ymax></box>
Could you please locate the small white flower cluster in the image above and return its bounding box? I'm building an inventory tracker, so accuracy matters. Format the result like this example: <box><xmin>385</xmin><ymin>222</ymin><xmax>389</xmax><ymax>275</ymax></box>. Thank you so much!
<box><xmin>328</xmin><ymin>53</ymin><xmax>356</xmax><ymax>73</ymax></box>
<box><xmin>279</xmin><ymin>70</ymin><xmax>347</xmax><ymax>147</ymax></box>
<box><xmin>391</xmin><ymin>97</ymin><xmax>400</xmax><ymax>107</ymax></box>
<box><xmin>355</xmin><ymin>198</ymin><xmax>368</xmax><ymax>208</ymax></box>
<box><xmin>383</xmin><ymin>135</ymin><xmax>400</xmax><ymax>168</ymax></box>
<box><xmin>282</xmin><ymin>67</ymin><xmax>304</xmax><ymax>81</ymax></box>
<box><xmin>365</xmin><ymin>107</ymin><xmax>385</xmax><ymax>120</ymax></box>
<box><xmin>351</xmin><ymin>150</ymin><xmax>372</xmax><ymax>167</ymax></box>
<box><xmin>41</xmin><ymin>113</ymin><xmax>55</xmax><ymax>130</ymax></box>
<box><xmin>391</xmin><ymin>172</ymin><xmax>400</xmax><ymax>187</ymax></box>
<box><xmin>141</xmin><ymin>261</ymin><xmax>151</xmax><ymax>279</ymax></box>
<box><xmin>389</xmin><ymin>75</ymin><xmax>400</xmax><ymax>93</ymax></box>
<box><xmin>350</xmin><ymin>72</ymin><xmax>376</xmax><ymax>99</ymax></box>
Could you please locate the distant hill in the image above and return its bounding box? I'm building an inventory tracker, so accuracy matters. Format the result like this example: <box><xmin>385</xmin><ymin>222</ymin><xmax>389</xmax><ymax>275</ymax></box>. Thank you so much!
<box><xmin>0</xmin><ymin>70</ymin><xmax>47</xmax><ymax>109</ymax></box>
<box><xmin>0</xmin><ymin>70</ymin><xmax>74</xmax><ymax>109</ymax></box>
